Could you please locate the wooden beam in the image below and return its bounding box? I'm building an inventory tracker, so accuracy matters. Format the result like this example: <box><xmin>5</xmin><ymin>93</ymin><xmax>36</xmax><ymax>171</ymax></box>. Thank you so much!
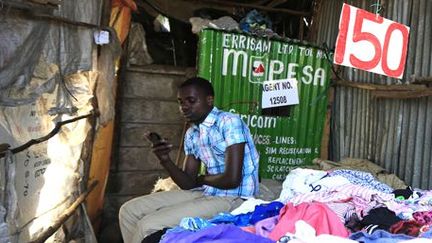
<box><xmin>85</xmin><ymin>0</ymin><xmax>113</xmax><ymax>234</ymax></box>
<box><xmin>372</xmin><ymin>90</ymin><xmax>432</xmax><ymax>99</ymax></box>
<box><xmin>411</xmin><ymin>75</ymin><xmax>432</xmax><ymax>84</ymax></box>
<box><xmin>176</xmin><ymin>122</ymin><xmax>188</xmax><ymax>169</ymax></box>
<box><xmin>0</xmin><ymin>0</ymin><xmax>56</xmax><ymax>11</ymax></box>
<box><xmin>334</xmin><ymin>79</ymin><xmax>428</xmax><ymax>91</ymax></box>
<box><xmin>30</xmin><ymin>13</ymin><xmax>101</xmax><ymax>29</ymax></box>
<box><xmin>298</xmin><ymin>16</ymin><xmax>304</xmax><ymax>40</ymax></box>
<box><xmin>183</xmin><ymin>0</ymin><xmax>312</xmax><ymax>16</ymax></box>
<box><xmin>266</xmin><ymin>0</ymin><xmax>288</xmax><ymax>8</ymax></box>
<box><xmin>320</xmin><ymin>86</ymin><xmax>333</xmax><ymax>160</ymax></box>
<box><xmin>334</xmin><ymin>79</ymin><xmax>432</xmax><ymax>99</ymax></box>
<box><xmin>0</xmin><ymin>112</ymin><xmax>96</xmax><ymax>159</ymax></box>
<box><xmin>0</xmin><ymin>144</ymin><xmax>10</xmax><ymax>154</ymax></box>
<box><xmin>307</xmin><ymin>0</ymin><xmax>323</xmax><ymax>42</ymax></box>
<box><xmin>2</xmin><ymin>2</ymin><xmax>100</xmax><ymax>29</ymax></box>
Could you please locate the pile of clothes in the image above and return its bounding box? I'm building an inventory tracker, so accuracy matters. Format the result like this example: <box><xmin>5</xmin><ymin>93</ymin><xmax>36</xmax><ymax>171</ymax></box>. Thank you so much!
<box><xmin>158</xmin><ymin>159</ymin><xmax>432</xmax><ymax>243</ymax></box>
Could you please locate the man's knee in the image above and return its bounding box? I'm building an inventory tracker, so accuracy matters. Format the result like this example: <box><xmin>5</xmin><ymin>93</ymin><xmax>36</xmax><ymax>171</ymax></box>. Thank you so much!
<box><xmin>119</xmin><ymin>201</ymin><xmax>132</xmax><ymax>223</ymax></box>
<box><xmin>132</xmin><ymin>219</ymin><xmax>164</xmax><ymax>243</ymax></box>
<box><xmin>136</xmin><ymin>211</ymin><xmax>179</xmax><ymax>235</ymax></box>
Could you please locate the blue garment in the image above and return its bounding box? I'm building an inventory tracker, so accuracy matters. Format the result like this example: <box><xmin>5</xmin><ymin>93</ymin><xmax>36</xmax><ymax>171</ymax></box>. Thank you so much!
<box><xmin>239</xmin><ymin>10</ymin><xmax>272</xmax><ymax>32</ymax></box>
<box><xmin>329</xmin><ymin>169</ymin><xmax>393</xmax><ymax>193</ymax></box>
<box><xmin>209</xmin><ymin>212</ymin><xmax>252</xmax><ymax>227</ymax></box>
<box><xmin>184</xmin><ymin>107</ymin><xmax>260</xmax><ymax>197</ymax></box>
<box><xmin>178</xmin><ymin>217</ymin><xmax>215</xmax><ymax>231</ymax></box>
<box><xmin>169</xmin><ymin>201</ymin><xmax>284</xmax><ymax>233</ymax></box>
<box><xmin>207</xmin><ymin>201</ymin><xmax>284</xmax><ymax>226</ymax></box>
<box><xmin>166</xmin><ymin>213</ymin><xmax>251</xmax><ymax>236</ymax></box>
<box><xmin>350</xmin><ymin>230</ymin><xmax>414</xmax><ymax>243</ymax></box>
<box><xmin>420</xmin><ymin>226</ymin><xmax>432</xmax><ymax>238</ymax></box>
<box><xmin>161</xmin><ymin>224</ymin><xmax>276</xmax><ymax>243</ymax></box>
<box><xmin>250</xmin><ymin>201</ymin><xmax>284</xmax><ymax>224</ymax></box>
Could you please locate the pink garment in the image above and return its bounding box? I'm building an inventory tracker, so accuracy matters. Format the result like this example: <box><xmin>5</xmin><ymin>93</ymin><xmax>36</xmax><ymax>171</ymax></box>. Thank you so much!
<box><xmin>413</xmin><ymin>211</ymin><xmax>432</xmax><ymax>225</ymax></box>
<box><xmin>268</xmin><ymin>202</ymin><xmax>349</xmax><ymax>240</ymax></box>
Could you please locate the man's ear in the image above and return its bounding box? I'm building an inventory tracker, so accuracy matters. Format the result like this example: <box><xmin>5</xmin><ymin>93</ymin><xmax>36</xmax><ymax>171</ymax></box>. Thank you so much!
<box><xmin>206</xmin><ymin>95</ymin><xmax>214</xmax><ymax>106</ymax></box>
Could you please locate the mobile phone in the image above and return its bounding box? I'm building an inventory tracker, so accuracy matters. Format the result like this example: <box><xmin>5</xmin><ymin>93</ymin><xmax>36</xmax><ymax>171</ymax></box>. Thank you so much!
<box><xmin>147</xmin><ymin>132</ymin><xmax>162</xmax><ymax>145</ymax></box>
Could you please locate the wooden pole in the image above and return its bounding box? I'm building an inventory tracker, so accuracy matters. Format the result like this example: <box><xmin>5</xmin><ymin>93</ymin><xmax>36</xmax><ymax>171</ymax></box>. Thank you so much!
<box><xmin>175</xmin><ymin>122</ymin><xmax>188</xmax><ymax>169</ymax></box>
<box><xmin>0</xmin><ymin>112</ymin><xmax>96</xmax><ymax>159</ymax></box>
<box><xmin>28</xmin><ymin>180</ymin><xmax>99</xmax><ymax>243</ymax></box>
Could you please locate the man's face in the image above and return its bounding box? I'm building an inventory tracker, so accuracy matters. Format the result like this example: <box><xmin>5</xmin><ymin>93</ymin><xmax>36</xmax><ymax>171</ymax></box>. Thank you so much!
<box><xmin>177</xmin><ymin>85</ymin><xmax>213</xmax><ymax>124</ymax></box>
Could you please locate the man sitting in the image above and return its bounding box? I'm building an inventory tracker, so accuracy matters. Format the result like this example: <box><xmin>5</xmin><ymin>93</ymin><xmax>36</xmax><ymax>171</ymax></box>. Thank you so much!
<box><xmin>119</xmin><ymin>77</ymin><xmax>260</xmax><ymax>243</ymax></box>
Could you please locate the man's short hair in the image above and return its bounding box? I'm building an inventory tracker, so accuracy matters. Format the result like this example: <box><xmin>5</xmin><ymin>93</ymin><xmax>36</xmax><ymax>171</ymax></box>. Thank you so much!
<box><xmin>179</xmin><ymin>77</ymin><xmax>215</xmax><ymax>96</ymax></box>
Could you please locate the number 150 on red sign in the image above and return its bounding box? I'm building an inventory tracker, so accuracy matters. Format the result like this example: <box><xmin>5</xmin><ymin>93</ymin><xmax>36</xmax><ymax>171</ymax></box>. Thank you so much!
<box><xmin>334</xmin><ymin>3</ymin><xmax>410</xmax><ymax>79</ymax></box>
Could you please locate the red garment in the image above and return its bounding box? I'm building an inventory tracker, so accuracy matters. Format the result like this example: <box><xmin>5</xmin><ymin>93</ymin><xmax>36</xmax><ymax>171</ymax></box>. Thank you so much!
<box><xmin>269</xmin><ymin>202</ymin><xmax>349</xmax><ymax>240</ymax></box>
<box><xmin>390</xmin><ymin>220</ymin><xmax>423</xmax><ymax>237</ymax></box>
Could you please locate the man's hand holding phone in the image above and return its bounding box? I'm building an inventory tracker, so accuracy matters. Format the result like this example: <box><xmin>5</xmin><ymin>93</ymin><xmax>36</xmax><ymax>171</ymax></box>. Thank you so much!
<box><xmin>145</xmin><ymin>132</ymin><xmax>173</xmax><ymax>164</ymax></box>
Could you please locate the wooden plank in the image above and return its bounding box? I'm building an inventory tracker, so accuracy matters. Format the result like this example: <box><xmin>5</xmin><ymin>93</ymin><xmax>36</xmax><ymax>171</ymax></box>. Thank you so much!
<box><xmin>320</xmin><ymin>87</ymin><xmax>333</xmax><ymax>160</ymax></box>
<box><xmin>85</xmin><ymin>0</ymin><xmax>113</xmax><ymax>234</ymax></box>
<box><xmin>184</xmin><ymin>0</ymin><xmax>312</xmax><ymax>16</ymax></box>
<box><xmin>372</xmin><ymin>90</ymin><xmax>432</xmax><ymax>99</ymax></box>
<box><xmin>335</xmin><ymin>79</ymin><xmax>429</xmax><ymax>91</ymax></box>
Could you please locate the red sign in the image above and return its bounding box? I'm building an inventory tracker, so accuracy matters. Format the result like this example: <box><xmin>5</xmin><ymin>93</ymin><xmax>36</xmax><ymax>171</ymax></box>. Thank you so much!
<box><xmin>334</xmin><ymin>3</ymin><xmax>410</xmax><ymax>79</ymax></box>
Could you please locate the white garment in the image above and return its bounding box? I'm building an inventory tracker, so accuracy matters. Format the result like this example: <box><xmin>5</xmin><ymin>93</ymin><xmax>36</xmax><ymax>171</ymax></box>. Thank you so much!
<box><xmin>277</xmin><ymin>168</ymin><xmax>327</xmax><ymax>203</ymax></box>
<box><xmin>309</xmin><ymin>175</ymin><xmax>351</xmax><ymax>192</ymax></box>
<box><xmin>230</xmin><ymin>198</ymin><xmax>270</xmax><ymax>215</ymax></box>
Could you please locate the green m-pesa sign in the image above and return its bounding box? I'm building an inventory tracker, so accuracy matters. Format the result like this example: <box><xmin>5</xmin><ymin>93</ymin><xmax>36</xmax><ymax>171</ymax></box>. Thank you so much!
<box><xmin>197</xmin><ymin>29</ymin><xmax>331</xmax><ymax>180</ymax></box>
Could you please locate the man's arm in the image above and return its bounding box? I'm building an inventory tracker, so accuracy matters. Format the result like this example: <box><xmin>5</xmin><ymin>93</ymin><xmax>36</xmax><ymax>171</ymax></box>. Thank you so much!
<box><xmin>151</xmin><ymin>141</ymin><xmax>201</xmax><ymax>190</ymax></box>
<box><xmin>151</xmin><ymin>139</ymin><xmax>246</xmax><ymax>190</ymax></box>
<box><xmin>196</xmin><ymin>143</ymin><xmax>245</xmax><ymax>189</ymax></box>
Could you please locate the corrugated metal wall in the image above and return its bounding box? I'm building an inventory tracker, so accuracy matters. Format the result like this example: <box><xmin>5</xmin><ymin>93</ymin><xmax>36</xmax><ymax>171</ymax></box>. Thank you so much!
<box><xmin>313</xmin><ymin>0</ymin><xmax>432</xmax><ymax>188</ymax></box>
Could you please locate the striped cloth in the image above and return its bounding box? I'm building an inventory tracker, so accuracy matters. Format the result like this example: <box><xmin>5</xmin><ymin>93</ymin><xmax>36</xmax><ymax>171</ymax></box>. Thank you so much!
<box><xmin>184</xmin><ymin>107</ymin><xmax>259</xmax><ymax>198</ymax></box>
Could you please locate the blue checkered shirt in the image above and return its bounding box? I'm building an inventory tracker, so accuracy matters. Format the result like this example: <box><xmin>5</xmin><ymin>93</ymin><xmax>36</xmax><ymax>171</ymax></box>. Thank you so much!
<box><xmin>184</xmin><ymin>107</ymin><xmax>259</xmax><ymax>198</ymax></box>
